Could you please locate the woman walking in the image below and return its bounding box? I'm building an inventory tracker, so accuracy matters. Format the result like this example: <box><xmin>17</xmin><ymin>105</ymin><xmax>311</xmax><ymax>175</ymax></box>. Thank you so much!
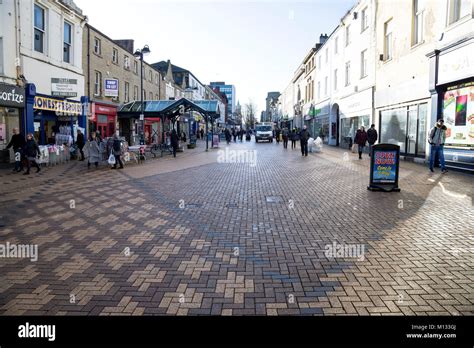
<box><xmin>23</xmin><ymin>133</ymin><xmax>41</xmax><ymax>175</ymax></box>
<box><xmin>87</xmin><ymin>132</ymin><xmax>101</xmax><ymax>168</ymax></box>
<box><xmin>171</xmin><ymin>129</ymin><xmax>179</xmax><ymax>158</ymax></box>
<box><xmin>354</xmin><ymin>126</ymin><xmax>368</xmax><ymax>159</ymax></box>
<box><xmin>111</xmin><ymin>134</ymin><xmax>124</xmax><ymax>169</ymax></box>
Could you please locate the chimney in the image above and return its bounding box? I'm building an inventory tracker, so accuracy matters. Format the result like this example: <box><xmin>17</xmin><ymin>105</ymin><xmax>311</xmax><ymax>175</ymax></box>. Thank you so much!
<box><xmin>319</xmin><ymin>34</ymin><xmax>328</xmax><ymax>45</ymax></box>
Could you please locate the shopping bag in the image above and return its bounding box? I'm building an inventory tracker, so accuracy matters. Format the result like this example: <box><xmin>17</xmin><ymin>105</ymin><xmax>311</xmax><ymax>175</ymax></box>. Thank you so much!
<box><xmin>108</xmin><ymin>153</ymin><xmax>116</xmax><ymax>165</ymax></box>
<box><xmin>351</xmin><ymin>144</ymin><xmax>357</xmax><ymax>153</ymax></box>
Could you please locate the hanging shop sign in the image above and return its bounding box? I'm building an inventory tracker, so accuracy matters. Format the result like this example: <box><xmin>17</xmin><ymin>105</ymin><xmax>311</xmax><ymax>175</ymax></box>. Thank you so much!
<box><xmin>104</xmin><ymin>79</ymin><xmax>119</xmax><ymax>97</ymax></box>
<box><xmin>51</xmin><ymin>78</ymin><xmax>78</xmax><ymax>97</ymax></box>
<box><xmin>368</xmin><ymin>144</ymin><xmax>401</xmax><ymax>192</ymax></box>
<box><xmin>34</xmin><ymin>96</ymin><xmax>82</xmax><ymax>115</ymax></box>
<box><xmin>0</xmin><ymin>83</ymin><xmax>25</xmax><ymax>108</ymax></box>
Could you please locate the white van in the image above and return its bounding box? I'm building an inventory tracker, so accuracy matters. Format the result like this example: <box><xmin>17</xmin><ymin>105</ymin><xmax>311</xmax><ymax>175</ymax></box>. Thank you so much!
<box><xmin>255</xmin><ymin>123</ymin><xmax>273</xmax><ymax>143</ymax></box>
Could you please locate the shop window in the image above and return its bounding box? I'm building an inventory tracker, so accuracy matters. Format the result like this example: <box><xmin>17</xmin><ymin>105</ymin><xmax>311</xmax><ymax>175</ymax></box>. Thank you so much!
<box><xmin>380</xmin><ymin>108</ymin><xmax>407</xmax><ymax>153</ymax></box>
<box><xmin>341</xmin><ymin>115</ymin><xmax>370</xmax><ymax>147</ymax></box>
<box><xmin>34</xmin><ymin>4</ymin><xmax>46</xmax><ymax>53</ymax></box>
<box><xmin>63</xmin><ymin>21</ymin><xmax>72</xmax><ymax>63</ymax></box>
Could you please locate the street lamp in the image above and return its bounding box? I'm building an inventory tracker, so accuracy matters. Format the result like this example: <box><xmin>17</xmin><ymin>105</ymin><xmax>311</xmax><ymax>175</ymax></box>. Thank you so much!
<box><xmin>133</xmin><ymin>45</ymin><xmax>151</xmax><ymax>145</ymax></box>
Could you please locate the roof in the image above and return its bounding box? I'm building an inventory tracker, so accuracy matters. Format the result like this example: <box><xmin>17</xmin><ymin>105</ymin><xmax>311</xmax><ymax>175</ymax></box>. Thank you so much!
<box><xmin>118</xmin><ymin>98</ymin><xmax>221</xmax><ymax>120</ymax></box>
<box><xmin>151</xmin><ymin>61</ymin><xmax>206</xmax><ymax>89</ymax></box>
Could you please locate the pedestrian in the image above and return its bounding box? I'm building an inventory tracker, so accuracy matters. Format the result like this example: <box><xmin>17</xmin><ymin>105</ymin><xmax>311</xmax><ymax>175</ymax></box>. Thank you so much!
<box><xmin>6</xmin><ymin>128</ymin><xmax>26</xmax><ymax>172</ymax></box>
<box><xmin>282</xmin><ymin>127</ymin><xmax>289</xmax><ymax>149</ymax></box>
<box><xmin>239</xmin><ymin>129</ymin><xmax>244</xmax><ymax>142</ymax></box>
<box><xmin>181</xmin><ymin>130</ymin><xmax>187</xmax><ymax>143</ymax></box>
<box><xmin>428</xmin><ymin>118</ymin><xmax>448</xmax><ymax>174</ymax></box>
<box><xmin>300</xmin><ymin>126</ymin><xmax>310</xmax><ymax>157</ymax></box>
<box><xmin>275</xmin><ymin>128</ymin><xmax>281</xmax><ymax>144</ymax></box>
<box><xmin>200</xmin><ymin>128</ymin><xmax>204</xmax><ymax>140</ymax></box>
<box><xmin>76</xmin><ymin>129</ymin><xmax>85</xmax><ymax>161</ymax></box>
<box><xmin>232</xmin><ymin>128</ymin><xmax>237</xmax><ymax>142</ymax></box>
<box><xmin>23</xmin><ymin>133</ymin><xmax>41</xmax><ymax>175</ymax></box>
<box><xmin>291</xmin><ymin>129</ymin><xmax>298</xmax><ymax>149</ymax></box>
<box><xmin>95</xmin><ymin>130</ymin><xmax>102</xmax><ymax>144</ymax></box>
<box><xmin>111</xmin><ymin>134</ymin><xmax>124</xmax><ymax>169</ymax></box>
<box><xmin>225</xmin><ymin>128</ymin><xmax>231</xmax><ymax>145</ymax></box>
<box><xmin>171</xmin><ymin>129</ymin><xmax>179</xmax><ymax>158</ymax></box>
<box><xmin>354</xmin><ymin>126</ymin><xmax>368</xmax><ymax>159</ymax></box>
<box><xmin>367</xmin><ymin>124</ymin><xmax>378</xmax><ymax>157</ymax></box>
<box><xmin>87</xmin><ymin>132</ymin><xmax>101</xmax><ymax>169</ymax></box>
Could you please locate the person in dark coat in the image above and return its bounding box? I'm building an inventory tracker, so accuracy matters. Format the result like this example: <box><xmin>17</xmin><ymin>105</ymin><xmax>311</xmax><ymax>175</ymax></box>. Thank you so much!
<box><xmin>224</xmin><ymin>128</ymin><xmax>231</xmax><ymax>145</ymax></box>
<box><xmin>239</xmin><ymin>129</ymin><xmax>244</xmax><ymax>142</ymax></box>
<box><xmin>200</xmin><ymin>128</ymin><xmax>204</xmax><ymax>140</ymax></box>
<box><xmin>354</xmin><ymin>126</ymin><xmax>368</xmax><ymax>159</ymax></box>
<box><xmin>170</xmin><ymin>129</ymin><xmax>179</xmax><ymax>158</ymax></box>
<box><xmin>76</xmin><ymin>129</ymin><xmax>85</xmax><ymax>161</ymax></box>
<box><xmin>367</xmin><ymin>124</ymin><xmax>378</xmax><ymax>157</ymax></box>
<box><xmin>23</xmin><ymin>133</ymin><xmax>41</xmax><ymax>175</ymax></box>
<box><xmin>111</xmin><ymin>134</ymin><xmax>124</xmax><ymax>169</ymax></box>
<box><xmin>299</xmin><ymin>126</ymin><xmax>310</xmax><ymax>157</ymax></box>
<box><xmin>232</xmin><ymin>128</ymin><xmax>237</xmax><ymax>142</ymax></box>
<box><xmin>282</xmin><ymin>128</ymin><xmax>289</xmax><ymax>149</ymax></box>
<box><xmin>6</xmin><ymin>128</ymin><xmax>26</xmax><ymax>172</ymax></box>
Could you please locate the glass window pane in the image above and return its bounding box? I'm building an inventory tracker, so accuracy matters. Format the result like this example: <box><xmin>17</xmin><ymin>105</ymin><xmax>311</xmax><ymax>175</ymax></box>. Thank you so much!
<box><xmin>34</xmin><ymin>29</ymin><xmax>43</xmax><ymax>53</ymax></box>
<box><xmin>64</xmin><ymin>22</ymin><xmax>71</xmax><ymax>44</ymax></box>
<box><xmin>417</xmin><ymin>104</ymin><xmax>427</xmax><ymax>155</ymax></box>
<box><xmin>34</xmin><ymin>5</ymin><xmax>44</xmax><ymax>30</ymax></box>
<box><xmin>380</xmin><ymin>108</ymin><xmax>407</xmax><ymax>153</ymax></box>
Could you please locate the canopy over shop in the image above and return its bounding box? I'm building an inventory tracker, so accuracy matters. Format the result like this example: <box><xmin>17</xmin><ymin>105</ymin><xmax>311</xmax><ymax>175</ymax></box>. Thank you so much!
<box><xmin>118</xmin><ymin>98</ymin><xmax>221</xmax><ymax>150</ymax></box>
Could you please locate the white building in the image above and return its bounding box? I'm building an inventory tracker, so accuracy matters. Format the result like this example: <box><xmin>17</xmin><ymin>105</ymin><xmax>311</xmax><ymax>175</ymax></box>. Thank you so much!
<box><xmin>279</xmin><ymin>81</ymin><xmax>295</xmax><ymax>128</ymax></box>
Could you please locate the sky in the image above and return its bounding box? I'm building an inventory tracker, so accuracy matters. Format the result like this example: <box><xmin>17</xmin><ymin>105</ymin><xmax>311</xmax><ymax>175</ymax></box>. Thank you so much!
<box><xmin>75</xmin><ymin>0</ymin><xmax>356</xmax><ymax>114</ymax></box>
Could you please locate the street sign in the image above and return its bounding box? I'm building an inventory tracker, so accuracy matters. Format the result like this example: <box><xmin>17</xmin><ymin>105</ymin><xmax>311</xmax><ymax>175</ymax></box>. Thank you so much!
<box><xmin>139</xmin><ymin>114</ymin><xmax>144</xmax><ymax>121</ymax></box>
<box><xmin>368</xmin><ymin>144</ymin><xmax>401</xmax><ymax>192</ymax></box>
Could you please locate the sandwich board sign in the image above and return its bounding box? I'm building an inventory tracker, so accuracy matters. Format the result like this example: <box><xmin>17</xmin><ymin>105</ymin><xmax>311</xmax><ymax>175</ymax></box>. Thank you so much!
<box><xmin>368</xmin><ymin>144</ymin><xmax>401</xmax><ymax>192</ymax></box>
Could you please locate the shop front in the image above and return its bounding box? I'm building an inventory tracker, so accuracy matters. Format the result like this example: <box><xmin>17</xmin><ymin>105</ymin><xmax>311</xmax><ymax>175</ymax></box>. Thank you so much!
<box><xmin>428</xmin><ymin>38</ymin><xmax>474</xmax><ymax>171</ymax></box>
<box><xmin>313</xmin><ymin>102</ymin><xmax>331</xmax><ymax>145</ymax></box>
<box><xmin>0</xmin><ymin>83</ymin><xmax>26</xmax><ymax>163</ymax></box>
<box><xmin>89</xmin><ymin>102</ymin><xmax>117</xmax><ymax>139</ymax></box>
<box><xmin>33</xmin><ymin>95</ymin><xmax>86</xmax><ymax>145</ymax></box>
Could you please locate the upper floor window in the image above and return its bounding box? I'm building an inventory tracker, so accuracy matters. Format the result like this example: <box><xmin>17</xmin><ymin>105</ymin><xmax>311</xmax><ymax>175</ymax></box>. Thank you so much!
<box><xmin>134</xmin><ymin>85</ymin><xmax>139</xmax><ymax>100</ymax></box>
<box><xmin>34</xmin><ymin>4</ymin><xmax>45</xmax><ymax>53</ymax></box>
<box><xmin>361</xmin><ymin>49</ymin><xmax>368</xmax><ymax>78</ymax></box>
<box><xmin>112</xmin><ymin>48</ymin><xmax>118</xmax><ymax>64</ymax></box>
<box><xmin>324</xmin><ymin>76</ymin><xmax>328</xmax><ymax>95</ymax></box>
<box><xmin>148</xmin><ymin>70</ymin><xmax>152</xmax><ymax>82</ymax></box>
<box><xmin>63</xmin><ymin>21</ymin><xmax>72</xmax><ymax>63</ymax></box>
<box><xmin>318</xmin><ymin>56</ymin><xmax>321</xmax><ymax>70</ymax></box>
<box><xmin>155</xmin><ymin>74</ymin><xmax>159</xmax><ymax>85</ymax></box>
<box><xmin>361</xmin><ymin>7</ymin><xmax>369</xmax><ymax>32</ymax></box>
<box><xmin>94</xmin><ymin>71</ymin><xmax>101</xmax><ymax>96</ymax></box>
<box><xmin>124</xmin><ymin>55</ymin><xmax>130</xmax><ymax>70</ymax></box>
<box><xmin>345</xmin><ymin>61</ymin><xmax>351</xmax><ymax>86</ymax></box>
<box><xmin>447</xmin><ymin>0</ymin><xmax>471</xmax><ymax>25</ymax></box>
<box><xmin>346</xmin><ymin>25</ymin><xmax>351</xmax><ymax>46</ymax></box>
<box><xmin>325</xmin><ymin>48</ymin><xmax>328</xmax><ymax>63</ymax></box>
<box><xmin>334</xmin><ymin>37</ymin><xmax>338</xmax><ymax>54</ymax></box>
<box><xmin>93</xmin><ymin>37</ymin><xmax>101</xmax><ymax>55</ymax></box>
<box><xmin>317</xmin><ymin>81</ymin><xmax>321</xmax><ymax>99</ymax></box>
<box><xmin>384</xmin><ymin>19</ymin><xmax>393</xmax><ymax>61</ymax></box>
<box><xmin>334</xmin><ymin>69</ymin><xmax>338</xmax><ymax>91</ymax></box>
<box><xmin>133</xmin><ymin>60</ymin><xmax>138</xmax><ymax>74</ymax></box>
<box><xmin>413</xmin><ymin>0</ymin><xmax>424</xmax><ymax>45</ymax></box>
<box><xmin>124</xmin><ymin>82</ymin><xmax>130</xmax><ymax>103</ymax></box>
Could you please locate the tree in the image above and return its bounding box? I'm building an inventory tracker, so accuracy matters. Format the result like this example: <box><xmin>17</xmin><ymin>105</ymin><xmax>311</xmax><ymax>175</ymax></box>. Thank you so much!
<box><xmin>244</xmin><ymin>100</ymin><xmax>258</xmax><ymax>129</ymax></box>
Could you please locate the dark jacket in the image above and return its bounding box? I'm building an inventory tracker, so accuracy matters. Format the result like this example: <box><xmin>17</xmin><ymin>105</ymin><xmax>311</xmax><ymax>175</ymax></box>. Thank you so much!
<box><xmin>170</xmin><ymin>130</ymin><xmax>179</xmax><ymax>148</ymax></box>
<box><xmin>112</xmin><ymin>138</ymin><xmax>122</xmax><ymax>156</ymax></box>
<box><xmin>24</xmin><ymin>139</ymin><xmax>40</xmax><ymax>158</ymax></box>
<box><xmin>76</xmin><ymin>133</ymin><xmax>85</xmax><ymax>148</ymax></box>
<box><xmin>224</xmin><ymin>129</ymin><xmax>231</xmax><ymax>141</ymax></box>
<box><xmin>367</xmin><ymin>128</ymin><xmax>378</xmax><ymax>144</ymax></box>
<box><xmin>292</xmin><ymin>131</ymin><xmax>300</xmax><ymax>141</ymax></box>
<box><xmin>300</xmin><ymin>129</ymin><xmax>310</xmax><ymax>142</ymax></box>
<box><xmin>354</xmin><ymin>130</ymin><xmax>368</xmax><ymax>146</ymax></box>
<box><xmin>6</xmin><ymin>134</ymin><xmax>26</xmax><ymax>151</ymax></box>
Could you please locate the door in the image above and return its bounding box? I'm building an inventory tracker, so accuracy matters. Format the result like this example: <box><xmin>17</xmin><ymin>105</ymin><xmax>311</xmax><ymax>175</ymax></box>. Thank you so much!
<box><xmin>406</xmin><ymin>106</ymin><xmax>418</xmax><ymax>156</ymax></box>
<box><xmin>98</xmin><ymin>124</ymin><xmax>107</xmax><ymax>139</ymax></box>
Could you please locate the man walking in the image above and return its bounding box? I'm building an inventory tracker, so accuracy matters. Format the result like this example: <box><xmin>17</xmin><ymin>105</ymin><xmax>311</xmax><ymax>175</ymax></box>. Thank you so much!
<box><xmin>300</xmin><ymin>126</ymin><xmax>310</xmax><ymax>157</ymax></box>
<box><xmin>282</xmin><ymin>127</ymin><xmax>289</xmax><ymax>149</ymax></box>
<box><xmin>367</xmin><ymin>124</ymin><xmax>378</xmax><ymax>157</ymax></box>
<box><xmin>6</xmin><ymin>128</ymin><xmax>26</xmax><ymax>172</ymax></box>
<box><xmin>76</xmin><ymin>129</ymin><xmax>85</xmax><ymax>161</ymax></box>
<box><xmin>428</xmin><ymin>118</ymin><xmax>448</xmax><ymax>174</ymax></box>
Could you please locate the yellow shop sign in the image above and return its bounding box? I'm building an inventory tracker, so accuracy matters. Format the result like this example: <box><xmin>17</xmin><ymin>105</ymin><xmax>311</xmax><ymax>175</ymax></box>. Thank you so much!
<box><xmin>34</xmin><ymin>96</ymin><xmax>82</xmax><ymax>115</ymax></box>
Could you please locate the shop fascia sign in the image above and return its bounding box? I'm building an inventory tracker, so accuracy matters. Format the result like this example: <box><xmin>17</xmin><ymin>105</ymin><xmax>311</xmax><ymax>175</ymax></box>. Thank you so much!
<box><xmin>51</xmin><ymin>78</ymin><xmax>78</xmax><ymax>97</ymax></box>
<box><xmin>34</xmin><ymin>96</ymin><xmax>82</xmax><ymax>115</ymax></box>
<box><xmin>0</xmin><ymin>83</ymin><xmax>25</xmax><ymax>108</ymax></box>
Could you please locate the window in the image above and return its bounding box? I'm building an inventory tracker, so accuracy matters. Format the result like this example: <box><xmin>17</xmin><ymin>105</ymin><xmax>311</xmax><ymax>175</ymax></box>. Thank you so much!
<box><xmin>318</xmin><ymin>56</ymin><xmax>321</xmax><ymax>69</ymax></box>
<box><xmin>334</xmin><ymin>69</ymin><xmax>338</xmax><ymax>91</ymax></box>
<box><xmin>334</xmin><ymin>37</ymin><xmax>338</xmax><ymax>54</ymax></box>
<box><xmin>384</xmin><ymin>19</ymin><xmax>393</xmax><ymax>61</ymax></box>
<box><xmin>324</xmin><ymin>77</ymin><xmax>328</xmax><ymax>95</ymax></box>
<box><xmin>346</xmin><ymin>25</ymin><xmax>351</xmax><ymax>46</ymax></box>
<box><xmin>63</xmin><ymin>21</ymin><xmax>72</xmax><ymax>63</ymax></box>
<box><xmin>361</xmin><ymin>7</ymin><xmax>368</xmax><ymax>31</ymax></box>
<box><xmin>413</xmin><ymin>0</ymin><xmax>424</xmax><ymax>45</ymax></box>
<box><xmin>317</xmin><ymin>81</ymin><xmax>321</xmax><ymax>99</ymax></box>
<box><xmin>124</xmin><ymin>82</ymin><xmax>130</xmax><ymax>102</ymax></box>
<box><xmin>345</xmin><ymin>62</ymin><xmax>351</xmax><ymax>86</ymax></box>
<box><xmin>94</xmin><ymin>71</ymin><xmax>101</xmax><ymax>96</ymax></box>
<box><xmin>133</xmin><ymin>61</ymin><xmax>138</xmax><ymax>74</ymax></box>
<box><xmin>149</xmin><ymin>91</ymin><xmax>153</xmax><ymax>100</ymax></box>
<box><xmin>361</xmin><ymin>49</ymin><xmax>368</xmax><ymax>78</ymax></box>
<box><xmin>133</xmin><ymin>85</ymin><xmax>139</xmax><ymax>100</ymax></box>
<box><xmin>155</xmin><ymin>74</ymin><xmax>159</xmax><ymax>85</ymax></box>
<box><xmin>448</xmin><ymin>0</ymin><xmax>471</xmax><ymax>25</ymax></box>
<box><xmin>148</xmin><ymin>70</ymin><xmax>152</xmax><ymax>82</ymax></box>
<box><xmin>93</xmin><ymin>37</ymin><xmax>101</xmax><ymax>55</ymax></box>
<box><xmin>34</xmin><ymin>4</ymin><xmax>45</xmax><ymax>53</ymax></box>
<box><xmin>124</xmin><ymin>55</ymin><xmax>130</xmax><ymax>70</ymax></box>
<box><xmin>112</xmin><ymin>48</ymin><xmax>118</xmax><ymax>64</ymax></box>
<box><xmin>155</xmin><ymin>94</ymin><xmax>159</xmax><ymax>100</ymax></box>
<box><xmin>325</xmin><ymin>48</ymin><xmax>328</xmax><ymax>63</ymax></box>
<box><xmin>0</xmin><ymin>38</ymin><xmax>3</xmax><ymax>74</ymax></box>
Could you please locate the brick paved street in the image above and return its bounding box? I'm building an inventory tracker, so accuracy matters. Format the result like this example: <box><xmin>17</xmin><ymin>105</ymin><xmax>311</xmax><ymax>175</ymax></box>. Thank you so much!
<box><xmin>0</xmin><ymin>140</ymin><xmax>473</xmax><ymax>316</ymax></box>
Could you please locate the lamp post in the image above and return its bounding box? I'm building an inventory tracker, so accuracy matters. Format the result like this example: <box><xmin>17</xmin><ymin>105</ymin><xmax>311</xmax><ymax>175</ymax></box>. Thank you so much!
<box><xmin>133</xmin><ymin>45</ymin><xmax>151</xmax><ymax>145</ymax></box>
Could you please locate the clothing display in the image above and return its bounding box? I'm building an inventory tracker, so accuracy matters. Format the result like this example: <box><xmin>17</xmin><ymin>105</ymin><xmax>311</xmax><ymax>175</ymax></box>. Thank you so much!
<box><xmin>38</xmin><ymin>145</ymin><xmax>70</xmax><ymax>166</ymax></box>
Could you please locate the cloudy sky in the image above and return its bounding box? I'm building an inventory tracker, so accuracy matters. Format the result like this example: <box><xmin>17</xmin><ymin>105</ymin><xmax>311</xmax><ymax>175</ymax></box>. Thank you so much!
<box><xmin>75</xmin><ymin>0</ymin><xmax>356</xmax><ymax>113</ymax></box>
